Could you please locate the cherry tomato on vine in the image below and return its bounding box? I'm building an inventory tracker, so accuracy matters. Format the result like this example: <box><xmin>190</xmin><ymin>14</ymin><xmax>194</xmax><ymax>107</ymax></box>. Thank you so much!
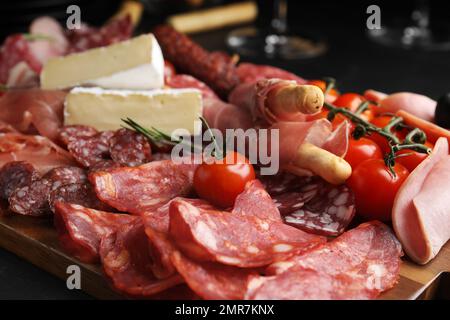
<box><xmin>344</xmin><ymin>137</ymin><xmax>383</xmax><ymax>169</ymax></box>
<box><xmin>333</xmin><ymin>93</ymin><xmax>365</xmax><ymax>112</ymax></box>
<box><xmin>193</xmin><ymin>151</ymin><xmax>255</xmax><ymax>208</ymax></box>
<box><xmin>396</xmin><ymin>142</ymin><xmax>433</xmax><ymax>172</ymax></box>
<box><xmin>347</xmin><ymin>159</ymin><xmax>409</xmax><ymax>221</ymax></box>
<box><xmin>369</xmin><ymin>116</ymin><xmax>408</xmax><ymax>153</ymax></box>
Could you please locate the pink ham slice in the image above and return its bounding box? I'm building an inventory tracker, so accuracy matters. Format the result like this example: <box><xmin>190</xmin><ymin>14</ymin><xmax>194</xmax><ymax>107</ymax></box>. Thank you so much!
<box><xmin>90</xmin><ymin>160</ymin><xmax>197</xmax><ymax>215</ymax></box>
<box><xmin>246</xmin><ymin>221</ymin><xmax>402</xmax><ymax>300</ymax></box>
<box><xmin>168</xmin><ymin>180</ymin><xmax>326</xmax><ymax>267</ymax></box>
<box><xmin>0</xmin><ymin>133</ymin><xmax>77</xmax><ymax>174</ymax></box>
<box><xmin>0</xmin><ymin>89</ymin><xmax>67</xmax><ymax>141</ymax></box>
<box><xmin>392</xmin><ymin>137</ymin><xmax>450</xmax><ymax>264</ymax></box>
<box><xmin>364</xmin><ymin>90</ymin><xmax>436</xmax><ymax>122</ymax></box>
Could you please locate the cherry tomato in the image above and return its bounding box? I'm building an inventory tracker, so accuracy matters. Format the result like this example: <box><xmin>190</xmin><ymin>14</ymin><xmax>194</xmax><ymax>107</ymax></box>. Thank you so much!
<box><xmin>344</xmin><ymin>137</ymin><xmax>383</xmax><ymax>169</ymax></box>
<box><xmin>333</xmin><ymin>93</ymin><xmax>365</xmax><ymax>112</ymax></box>
<box><xmin>307</xmin><ymin>80</ymin><xmax>339</xmax><ymax>102</ymax></box>
<box><xmin>369</xmin><ymin>116</ymin><xmax>408</xmax><ymax>153</ymax></box>
<box><xmin>396</xmin><ymin>142</ymin><xmax>433</xmax><ymax>172</ymax></box>
<box><xmin>193</xmin><ymin>151</ymin><xmax>255</xmax><ymax>208</ymax></box>
<box><xmin>347</xmin><ymin>159</ymin><xmax>409</xmax><ymax>221</ymax></box>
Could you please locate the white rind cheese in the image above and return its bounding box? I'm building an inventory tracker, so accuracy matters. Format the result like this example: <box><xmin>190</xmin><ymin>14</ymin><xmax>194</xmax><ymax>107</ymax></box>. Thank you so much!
<box><xmin>64</xmin><ymin>87</ymin><xmax>203</xmax><ymax>135</ymax></box>
<box><xmin>41</xmin><ymin>34</ymin><xmax>164</xmax><ymax>90</ymax></box>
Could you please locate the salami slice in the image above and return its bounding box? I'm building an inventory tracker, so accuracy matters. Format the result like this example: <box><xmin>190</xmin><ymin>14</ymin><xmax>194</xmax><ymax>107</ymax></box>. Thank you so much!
<box><xmin>90</xmin><ymin>160</ymin><xmax>197</xmax><ymax>215</ymax></box>
<box><xmin>169</xmin><ymin>180</ymin><xmax>326</xmax><ymax>267</ymax></box>
<box><xmin>109</xmin><ymin>128</ymin><xmax>152</xmax><ymax>167</ymax></box>
<box><xmin>54</xmin><ymin>202</ymin><xmax>138</xmax><ymax>263</ymax></box>
<box><xmin>44</xmin><ymin>166</ymin><xmax>87</xmax><ymax>191</ymax></box>
<box><xmin>67</xmin><ymin>131</ymin><xmax>113</xmax><ymax>168</ymax></box>
<box><xmin>246</xmin><ymin>221</ymin><xmax>402</xmax><ymax>300</ymax></box>
<box><xmin>87</xmin><ymin>160</ymin><xmax>123</xmax><ymax>175</ymax></box>
<box><xmin>283</xmin><ymin>183</ymin><xmax>356</xmax><ymax>237</ymax></box>
<box><xmin>58</xmin><ymin>125</ymin><xmax>98</xmax><ymax>146</ymax></box>
<box><xmin>171</xmin><ymin>250</ymin><xmax>256</xmax><ymax>300</ymax></box>
<box><xmin>49</xmin><ymin>183</ymin><xmax>114</xmax><ymax>213</ymax></box>
<box><xmin>8</xmin><ymin>179</ymin><xmax>52</xmax><ymax>216</ymax></box>
<box><xmin>100</xmin><ymin>220</ymin><xmax>184</xmax><ymax>297</ymax></box>
<box><xmin>0</xmin><ymin>161</ymin><xmax>39</xmax><ymax>200</ymax></box>
<box><xmin>143</xmin><ymin>198</ymin><xmax>216</xmax><ymax>279</ymax></box>
<box><xmin>165</xmin><ymin>74</ymin><xmax>218</xmax><ymax>100</ymax></box>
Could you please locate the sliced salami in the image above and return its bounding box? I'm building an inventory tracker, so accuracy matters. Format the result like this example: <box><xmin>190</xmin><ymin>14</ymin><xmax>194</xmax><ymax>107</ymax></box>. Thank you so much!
<box><xmin>171</xmin><ymin>250</ymin><xmax>256</xmax><ymax>300</ymax></box>
<box><xmin>246</xmin><ymin>222</ymin><xmax>402</xmax><ymax>300</ymax></box>
<box><xmin>53</xmin><ymin>202</ymin><xmax>138</xmax><ymax>263</ymax></box>
<box><xmin>67</xmin><ymin>131</ymin><xmax>114</xmax><ymax>168</ymax></box>
<box><xmin>49</xmin><ymin>183</ymin><xmax>114</xmax><ymax>213</ymax></box>
<box><xmin>100</xmin><ymin>220</ymin><xmax>184</xmax><ymax>297</ymax></box>
<box><xmin>8</xmin><ymin>179</ymin><xmax>52</xmax><ymax>216</ymax></box>
<box><xmin>283</xmin><ymin>183</ymin><xmax>356</xmax><ymax>237</ymax></box>
<box><xmin>169</xmin><ymin>180</ymin><xmax>326</xmax><ymax>267</ymax></box>
<box><xmin>143</xmin><ymin>198</ymin><xmax>216</xmax><ymax>279</ymax></box>
<box><xmin>90</xmin><ymin>160</ymin><xmax>197</xmax><ymax>215</ymax></box>
<box><xmin>58</xmin><ymin>125</ymin><xmax>98</xmax><ymax>146</ymax></box>
<box><xmin>87</xmin><ymin>160</ymin><xmax>123</xmax><ymax>175</ymax></box>
<box><xmin>258</xmin><ymin>172</ymin><xmax>315</xmax><ymax>196</ymax></box>
<box><xmin>0</xmin><ymin>161</ymin><xmax>40</xmax><ymax>200</ymax></box>
<box><xmin>109</xmin><ymin>128</ymin><xmax>152</xmax><ymax>167</ymax></box>
<box><xmin>44</xmin><ymin>166</ymin><xmax>87</xmax><ymax>191</ymax></box>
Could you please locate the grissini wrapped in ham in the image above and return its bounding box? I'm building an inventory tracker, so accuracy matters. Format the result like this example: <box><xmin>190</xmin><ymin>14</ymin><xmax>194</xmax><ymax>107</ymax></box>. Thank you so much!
<box><xmin>392</xmin><ymin>137</ymin><xmax>450</xmax><ymax>264</ymax></box>
<box><xmin>229</xmin><ymin>79</ymin><xmax>324</xmax><ymax>125</ymax></box>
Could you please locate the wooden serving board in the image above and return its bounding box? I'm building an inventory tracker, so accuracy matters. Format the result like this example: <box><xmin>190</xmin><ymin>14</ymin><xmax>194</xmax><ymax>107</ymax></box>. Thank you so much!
<box><xmin>0</xmin><ymin>212</ymin><xmax>449</xmax><ymax>300</ymax></box>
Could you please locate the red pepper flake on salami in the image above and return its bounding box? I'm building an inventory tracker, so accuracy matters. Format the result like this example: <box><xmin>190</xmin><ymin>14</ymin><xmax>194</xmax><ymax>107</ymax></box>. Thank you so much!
<box><xmin>58</xmin><ymin>125</ymin><xmax>98</xmax><ymax>147</ymax></box>
<box><xmin>8</xmin><ymin>178</ymin><xmax>52</xmax><ymax>216</ymax></box>
<box><xmin>169</xmin><ymin>180</ymin><xmax>326</xmax><ymax>267</ymax></box>
<box><xmin>90</xmin><ymin>160</ymin><xmax>197</xmax><ymax>215</ymax></box>
<box><xmin>246</xmin><ymin>221</ymin><xmax>402</xmax><ymax>300</ymax></box>
<box><xmin>54</xmin><ymin>202</ymin><xmax>138</xmax><ymax>263</ymax></box>
<box><xmin>0</xmin><ymin>161</ymin><xmax>40</xmax><ymax>200</ymax></box>
<box><xmin>100</xmin><ymin>220</ymin><xmax>184</xmax><ymax>297</ymax></box>
<box><xmin>67</xmin><ymin>131</ymin><xmax>114</xmax><ymax>168</ymax></box>
<box><xmin>109</xmin><ymin>128</ymin><xmax>152</xmax><ymax>167</ymax></box>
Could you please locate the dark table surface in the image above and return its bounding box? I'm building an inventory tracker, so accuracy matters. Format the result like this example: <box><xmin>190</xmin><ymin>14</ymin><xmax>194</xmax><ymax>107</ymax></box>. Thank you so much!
<box><xmin>1</xmin><ymin>18</ymin><xmax>450</xmax><ymax>299</ymax></box>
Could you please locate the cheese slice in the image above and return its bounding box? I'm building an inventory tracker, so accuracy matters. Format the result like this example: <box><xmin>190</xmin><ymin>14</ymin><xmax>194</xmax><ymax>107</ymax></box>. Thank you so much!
<box><xmin>64</xmin><ymin>87</ymin><xmax>203</xmax><ymax>135</ymax></box>
<box><xmin>41</xmin><ymin>34</ymin><xmax>164</xmax><ymax>90</ymax></box>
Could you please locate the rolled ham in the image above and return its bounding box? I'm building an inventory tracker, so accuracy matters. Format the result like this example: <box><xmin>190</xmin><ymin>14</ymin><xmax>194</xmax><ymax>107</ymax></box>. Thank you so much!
<box><xmin>392</xmin><ymin>137</ymin><xmax>450</xmax><ymax>264</ymax></box>
<box><xmin>364</xmin><ymin>90</ymin><xmax>436</xmax><ymax>122</ymax></box>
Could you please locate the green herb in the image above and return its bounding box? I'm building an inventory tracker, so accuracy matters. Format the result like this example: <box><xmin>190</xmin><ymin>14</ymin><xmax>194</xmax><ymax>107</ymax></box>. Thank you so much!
<box><xmin>22</xmin><ymin>33</ymin><xmax>54</xmax><ymax>42</ymax></box>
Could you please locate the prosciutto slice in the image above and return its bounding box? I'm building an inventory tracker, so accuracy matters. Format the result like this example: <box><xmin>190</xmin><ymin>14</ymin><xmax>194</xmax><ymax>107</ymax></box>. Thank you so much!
<box><xmin>236</xmin><ymin>63</ymin><xmax>307</xmax><ymax>84</ymax></box>
<box><xmin>0</xmin><ymin>133</ymin><xmax>76</xmax><ymax>174</ymax></box>
<box><xmin>246</xmin><ymin>221</ymin><xmax>402</xmax><ymax>300</ymax></box>
<box><xmin>392</xmin><ymin>137</ymin><xmax>450</xmax><ymax>264</ymax></box>
<box><xmin>0</xmin><ymin>89</ymin><xmax>67</xmax><ymax>141</ymax></box>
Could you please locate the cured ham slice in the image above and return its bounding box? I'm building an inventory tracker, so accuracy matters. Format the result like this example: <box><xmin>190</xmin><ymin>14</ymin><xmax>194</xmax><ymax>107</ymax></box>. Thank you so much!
<box><xmin>236</xmin><ymin>63</ymin><xmax>306</xmax><ymax>84</ymax></box>
<box><xmin>90</xmin><ymin>160</ymin><xmax>197</xmax><ymax>215</ymax></box>
<box><xmin>0</xmin><ymin>133</ymin><xmax>76</xmax><ymax>174</ymax></box>
<box><xmin>169</xmin><ymin>180</ymin><xmax>326</xmax><ymax>267</ymax></box>
<box><xmin>100</xmin><ymin>220</ymin><xmax>183</xmax><ymax>297</ymax></box>
<box><xmin>54</xmin><ymin>202</ymin><xmax>138</xmax><ymax>263</ymax></box>
<box><xmin>392</xmin><ymin>137</ymin><xmax>450</xmax><ymax>264</ymax></box>
<box><xmin>246</xmin><ymin>221</ymin><xmax>402</xmax><ymax>299</ymax></box>
<box><xmin>228</xmin><ymin>79</ymin><xmax>323</xmax><ymax>125</ymax></box>
<box><xmin>0</xmin><ymin>89</ymin><xmax>67</xmax><ymax>141</ymax></box>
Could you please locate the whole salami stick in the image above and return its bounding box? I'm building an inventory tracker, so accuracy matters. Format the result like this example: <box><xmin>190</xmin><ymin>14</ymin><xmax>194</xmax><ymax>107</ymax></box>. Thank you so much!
<box><xmin>153</xmin><ymin>25</ymin><xmax>239</xmax><ymax>98</ymax></box>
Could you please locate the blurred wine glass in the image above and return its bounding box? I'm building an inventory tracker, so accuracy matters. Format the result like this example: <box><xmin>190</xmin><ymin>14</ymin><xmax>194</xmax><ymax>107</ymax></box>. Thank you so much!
<box><xmin>368</xmin><ymin>0</ymin><xmax>450</xmax><ymax>50</ymax></box>
<box><xmin>226</xmin><ymin>0</ymin><xmax>327</xmax><ymax>59</ymax></box>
